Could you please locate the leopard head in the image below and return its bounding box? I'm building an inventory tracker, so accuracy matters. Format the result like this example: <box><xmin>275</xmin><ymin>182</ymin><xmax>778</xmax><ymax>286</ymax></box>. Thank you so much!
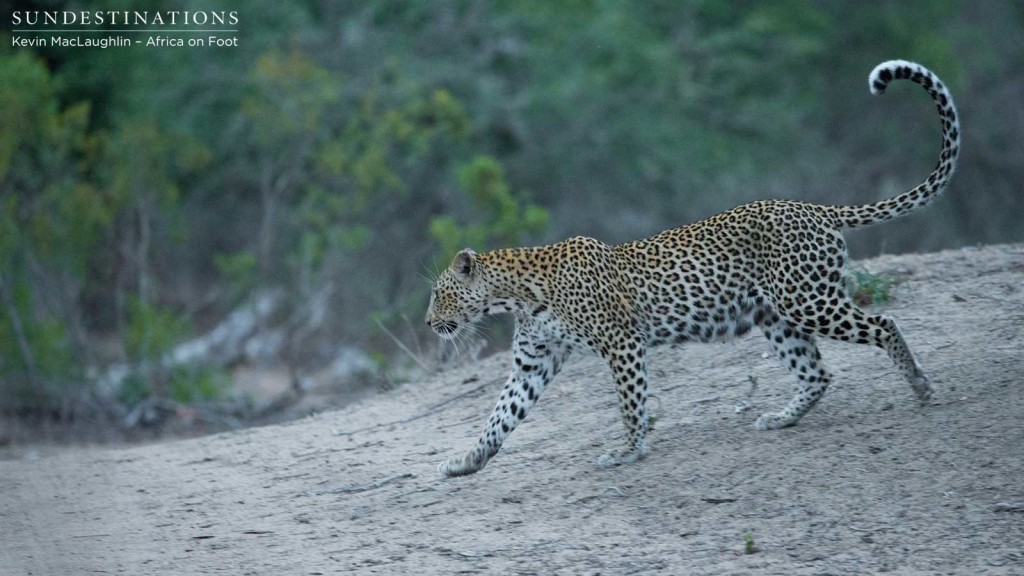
<box><xmin>425</xmin><ymin>248</ymin><xmax>489</xmax><ymax>341</ymax></box>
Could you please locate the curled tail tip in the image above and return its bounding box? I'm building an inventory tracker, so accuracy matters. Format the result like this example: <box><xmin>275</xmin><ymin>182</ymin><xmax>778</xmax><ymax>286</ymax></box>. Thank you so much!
<box><xmin>869</xmin><ymin>59</ymin><xmax>918</xmax><ymax>95</ymax></box>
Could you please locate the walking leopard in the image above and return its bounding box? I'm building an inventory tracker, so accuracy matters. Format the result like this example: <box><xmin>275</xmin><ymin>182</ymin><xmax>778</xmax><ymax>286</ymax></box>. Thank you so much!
<box><xmin>426</xmin><ymin>60</ymin><xmax>959</xmax><ymax>476</ymax></box>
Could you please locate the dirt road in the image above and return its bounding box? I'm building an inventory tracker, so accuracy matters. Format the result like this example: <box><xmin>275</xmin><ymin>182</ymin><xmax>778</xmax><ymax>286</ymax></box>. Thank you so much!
<box><xmin>3</xmin><ymin>244</ymin><xmax>1023</xmax><ymax>575</ymax></box>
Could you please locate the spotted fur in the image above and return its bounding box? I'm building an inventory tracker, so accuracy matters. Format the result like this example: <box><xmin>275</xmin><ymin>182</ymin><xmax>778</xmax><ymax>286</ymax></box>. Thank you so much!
<box><xmin>427</xmin><ymin>60</ymin><xmax>959</xmax><ymax>477</ymax></box>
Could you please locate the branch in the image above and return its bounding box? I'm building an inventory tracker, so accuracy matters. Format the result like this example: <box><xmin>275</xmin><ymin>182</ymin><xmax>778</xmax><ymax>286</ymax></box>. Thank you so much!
<box><xmin>0</xmin><ymin>274</ymin><xmax>40</xmax><ymax>389</ymax></box>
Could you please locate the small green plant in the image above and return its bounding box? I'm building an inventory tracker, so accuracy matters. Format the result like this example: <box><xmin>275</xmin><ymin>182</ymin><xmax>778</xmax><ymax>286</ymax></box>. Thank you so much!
<box><xmin>743</xmin><ymin>531</ymin><xmax>760</xmax><ymax>555</ymax></box>
<box><xmin>847</xmin><ymin>267</ymin><xmax>898</xmax><ymax>306</ymax></box>
<box><xmin>746</xmin><ymin>374</ymin><xmax>759</xmax><ymax>396</ymax></box>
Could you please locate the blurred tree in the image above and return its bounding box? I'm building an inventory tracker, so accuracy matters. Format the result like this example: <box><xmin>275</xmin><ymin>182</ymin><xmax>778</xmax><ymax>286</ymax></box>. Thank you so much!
<box><xmin>2</xmin><ymin>1</ymin><xmax>1022</xmax><ymax>419</ymax></box>
<box><xmin>0</xmin><ymin>52</ymin><xmax>111</xmax><ymax>411</ymax></box>
<box><xmin>240</xmin><ymin>49</ymin><xmax>343</xmax><ymax>281</ymax></box>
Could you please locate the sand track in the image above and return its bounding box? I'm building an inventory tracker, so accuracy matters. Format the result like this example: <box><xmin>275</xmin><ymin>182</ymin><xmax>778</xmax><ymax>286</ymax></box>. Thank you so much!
<box><xmin>3</xmin><ymin>244</ymin><xmax>1023</xmax><ymax>575</ymax></box>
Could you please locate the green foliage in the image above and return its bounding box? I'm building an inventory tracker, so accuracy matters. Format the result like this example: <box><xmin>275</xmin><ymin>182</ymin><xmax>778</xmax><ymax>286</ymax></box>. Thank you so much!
<box><xmin>430</xmin><ymin>156</ymin><xmax>549</xmax><ymax>260</ymax></box>
<box><xmin>240</xmin><ymin>49</ymin><xmax>470</xmax><ymax>292</ymax></box>
<box><xmin>0</xmin><ymin>196</ymin><xmax>18</xmax><ymax>261</ymax></box>
<box><xmin>107</xmin><ymin>120</ymin><xmax>211</xmax><ymax>211</ymax></box>
<box><xmin>119</xmin><ymin>366</ymin><xmax>229</xmax><ymax>406</ymax></box>
<box><xmin>0</xmin><ymin>52</ymin><xmax>120</xmax><ymax>277</ymax></box>
<box><xmin>2</xmin><ymin>1</ymin><xmax>1022</xmax><ymax>414</ymax></box>
<box><xmin>242</xmin><ymin>49</ymin><xmax>343</xmax><ymax>144</ymax></box>
<box><xmin>117</xmin><ymin>374</ymin><xmax>151</xmax><ymax>407</ymax></box>
<box><xmin>215</xmin><ymin>251</ymin><xmax>259</xmax><ymax>303</ymax></box>
<box><xmin>123</xmin><ymin>297</ymin><xmax>189</xmax><ymax>364</ymax></box>
<box><xmin>0</xmin><ymin>52</ymin><xmax>111</xmax><ymax>410</ymax></box>
<box><xmin>847</xmin><ymin>268</ymin><xmax>899</xmax><ymax>307</ymax></box>
<box><xmin>0</xmin><ymin>289</ymin><xmax>77</xmax><ymax>408</ymax></box>
<box><xmin>121</xmin><ymin>298</ymin><xmax>228</xmax><ymax>405</ymax></box>
<box><xmin>0</xmin><ymin>52</ymin><xmax>54</xmax><ymax>182</ymax></box>
<box><xmin>169</xmin><ymin>366</ymin><xmax>230</xmax><ymax>404</ymax></box>
<box><xmin>326</xmin><ymin>83</ymin><xmax>469</xmax><ymax>205</ymax></box>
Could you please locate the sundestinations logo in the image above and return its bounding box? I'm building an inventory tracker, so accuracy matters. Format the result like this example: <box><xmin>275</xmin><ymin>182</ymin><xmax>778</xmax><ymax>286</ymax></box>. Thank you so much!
<box><xmin>9</xmin><ymin>10</ymin><xmax>239</xmax><ymax>49</ymax></box>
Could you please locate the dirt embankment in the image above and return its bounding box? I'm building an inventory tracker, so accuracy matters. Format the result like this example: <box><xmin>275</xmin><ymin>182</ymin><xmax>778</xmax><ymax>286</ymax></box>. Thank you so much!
<box><xmin>3</xmin><ymin>244</ymin><xmax>1023</xmax><ymax>575</ymax></box>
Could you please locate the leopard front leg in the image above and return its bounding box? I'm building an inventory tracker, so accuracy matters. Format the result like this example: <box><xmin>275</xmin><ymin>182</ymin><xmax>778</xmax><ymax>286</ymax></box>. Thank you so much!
<box><xmin>438</xmin><ymin>339</ymin><xmax>567</xmax><ymax>477</ymax></box>
<box><xmin>597</xmin><ymin>344</ymin><xmax>650</xmax><ymax>467</ymax></box>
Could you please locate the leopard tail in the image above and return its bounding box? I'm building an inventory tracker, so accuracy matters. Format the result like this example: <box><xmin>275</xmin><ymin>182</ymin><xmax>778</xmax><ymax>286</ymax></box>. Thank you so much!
<box><xmin>830</xmin><ymin>60</ymin><xmax>960</xmax><ymax>229</ymax></box>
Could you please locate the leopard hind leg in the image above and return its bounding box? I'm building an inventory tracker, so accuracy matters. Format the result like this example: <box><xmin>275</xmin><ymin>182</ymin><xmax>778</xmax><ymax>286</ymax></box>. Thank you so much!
<box><xmin>816</xmin><ymin>303</ymin><xmax>933</xmax><ymax>403</ymax></box>
<box><xmin>754</xmin><ymin>310</ymin><xmax>834</xmax><ymax>430</ymax></box>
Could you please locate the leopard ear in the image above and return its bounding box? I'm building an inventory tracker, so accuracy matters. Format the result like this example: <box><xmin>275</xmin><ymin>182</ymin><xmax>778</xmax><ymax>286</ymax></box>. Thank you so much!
<box><xmin>452</xmin><ymin>248</ymin><xmax>477</xmax><ymax>281</ymax></box>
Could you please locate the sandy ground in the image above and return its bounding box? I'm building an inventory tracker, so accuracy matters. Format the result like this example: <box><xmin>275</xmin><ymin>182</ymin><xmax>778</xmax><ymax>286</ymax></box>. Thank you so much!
<box><xmin>2</xmin><ymin>244</ymin><xmax>1023</xmax><ymax>575</ymax></box>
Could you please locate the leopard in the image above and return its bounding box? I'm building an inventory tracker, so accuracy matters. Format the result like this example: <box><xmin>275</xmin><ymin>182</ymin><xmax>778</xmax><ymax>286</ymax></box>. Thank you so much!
<box><xmin>426</xmin><ymin>60</ymin><xmax>960</xmax><ymax>477</ymax></box>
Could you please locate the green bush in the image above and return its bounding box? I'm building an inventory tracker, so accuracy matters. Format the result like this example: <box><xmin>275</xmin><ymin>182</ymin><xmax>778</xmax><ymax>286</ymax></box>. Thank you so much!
<box><xmin>122</xmin><ymin>298</ymin><xmax>226</xmax><ymax>404</ymax></box>
<box><xmin>169</xmin><ymin>366</ymin><xmax>230</xmax><ymax>404</ymax></box>
<box><xmin>123</xmin><ymin>297</ymin><xmax>189</xmax><ymax>365</ymax></box>
<box><xmin>430</xmin><ymin>156</ymin><xmax>549</xmax><ymax>260</ymax></box>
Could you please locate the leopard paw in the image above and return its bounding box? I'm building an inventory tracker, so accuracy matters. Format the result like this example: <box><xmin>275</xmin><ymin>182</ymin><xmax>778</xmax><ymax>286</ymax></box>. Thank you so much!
<box><xmin>596</xmin><ymin>443</ymin><xmax>648</xmax><ymax>468</ymax></box>
<box><xmin>911</xmin><ymin>376</ymin><xmax>933</xmax><ymax>404</ymax></box>
<box><xmin>754</xmin><ymin>412</ymin><xmax>798</xmax><ymax>431</ymax></box>
<box><xmin>437</xmin><ymin>453</ymin><xmax>486</xmax><ymax>477</ymax></box>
